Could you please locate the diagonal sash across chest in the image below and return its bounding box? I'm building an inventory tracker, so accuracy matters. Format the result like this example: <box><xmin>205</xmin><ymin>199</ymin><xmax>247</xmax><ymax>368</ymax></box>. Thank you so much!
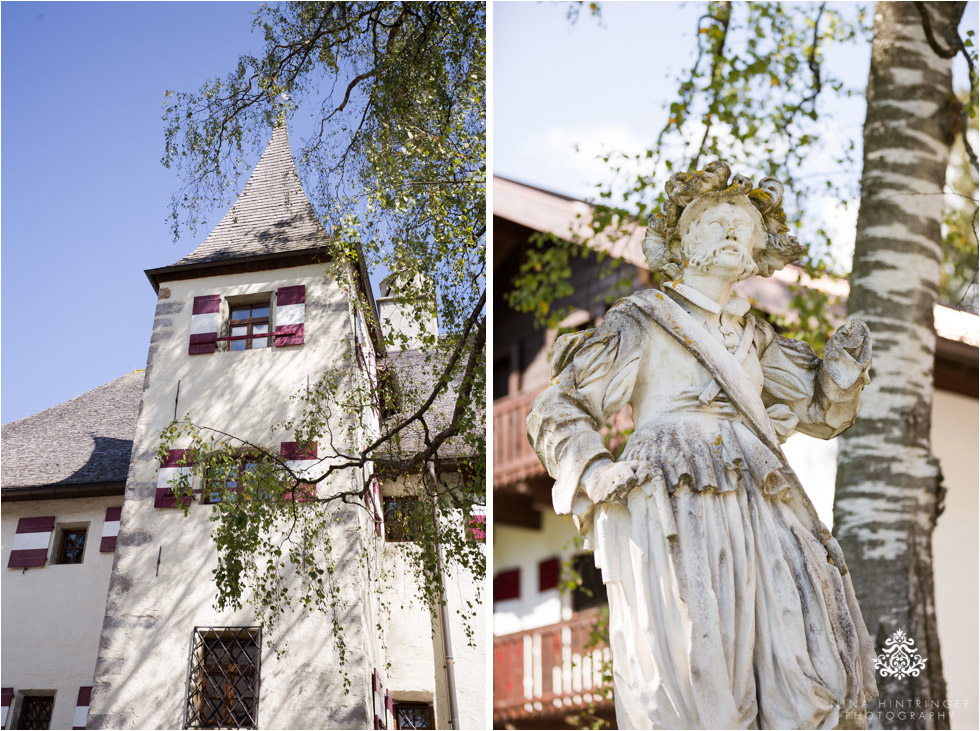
<box><xmin>633</xmin><ymin>289</ymin><xmax>781</xmax><ymax>449</ymax></box>
<box><xmin>628</xmin><ymin>288</ymin><xmax>846</xmax><ymax>573</ymax></box>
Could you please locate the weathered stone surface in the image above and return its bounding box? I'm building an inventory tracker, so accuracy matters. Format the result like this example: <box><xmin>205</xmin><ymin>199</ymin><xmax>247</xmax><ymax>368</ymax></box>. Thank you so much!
<box><xmin>527</xmin><ymin>162</ymin><xmax>878</xmax><ymax>729</ymax></box>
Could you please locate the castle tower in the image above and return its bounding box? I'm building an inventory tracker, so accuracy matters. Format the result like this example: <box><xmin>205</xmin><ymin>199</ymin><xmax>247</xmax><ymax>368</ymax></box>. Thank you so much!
<box><xmin>87</xmin><ymin>123</ymin><xmax>392</xmax><ymax>730</ymax></box>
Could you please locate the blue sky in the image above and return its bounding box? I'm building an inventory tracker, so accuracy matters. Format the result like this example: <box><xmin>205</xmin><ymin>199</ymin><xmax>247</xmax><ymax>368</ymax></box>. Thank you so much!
<box><xmin>2</xmin><ymin>2</ymin><xmax>275</xmax><ymax>422</ymax></box>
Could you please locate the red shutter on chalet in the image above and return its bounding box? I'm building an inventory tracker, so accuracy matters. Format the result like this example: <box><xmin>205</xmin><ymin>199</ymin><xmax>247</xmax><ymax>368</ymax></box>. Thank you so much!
<box><xmin>494</xmin><ymin>568</ymin><xmax>521</xmax><ymax>602</ymax></box>
<box><xmin>8</xmin><ymin>516</ymin><xmax>55</xmax><ymax>568</ymax></box>
<box><xmin>385</xmin><ymin>691</ymin><xmax>393</xmax><ymax>730</ymax></box>
<box><xmin>274</xmin><ymin>285</ymin><xmax>306</xmax><ymax>346</ymax></box>
<box><xmin>189</xmin><ymin>295</ymin><xmax>221</xmax><ymax>355</ymax></box>
<box><xmin>100</xmin><ymin>506</ymin><xmax>122</xmax><ymax>552</ymax></box>
<box><xmin>538</xmin><ymin>556</ymin><xmax>560</xmax><ymax>592</ymax></box>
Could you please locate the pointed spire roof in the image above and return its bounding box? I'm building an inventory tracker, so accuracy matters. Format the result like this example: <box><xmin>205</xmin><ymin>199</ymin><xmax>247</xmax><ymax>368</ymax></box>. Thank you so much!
<box><xmin>155</xmin><ymin>122</ymin><xmax>331</xmax><ymax>276</ymax></box>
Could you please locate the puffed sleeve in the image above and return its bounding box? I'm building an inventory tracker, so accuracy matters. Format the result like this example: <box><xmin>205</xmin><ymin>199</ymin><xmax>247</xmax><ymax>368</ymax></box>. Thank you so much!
<box><xmin>526</xmin><ymin>300</ymin><xmax>645</xmax><ymax>517</ymax></box>
<box><xmin>758</xmin><ymin>319</ymin><xmax>872</xmax><ymax>441</ymax></box>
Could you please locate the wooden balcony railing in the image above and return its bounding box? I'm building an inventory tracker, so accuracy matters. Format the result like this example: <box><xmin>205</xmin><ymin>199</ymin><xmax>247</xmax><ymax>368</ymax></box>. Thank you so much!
<box><xmin>492</xmin><ymin>610</ymin><xmax>612</xmax><ymax>723</ymax></box>
<box><xmin>493</xmin><ymin>391</ymin><xmax>547</xmax><ymax>486</ymax></box>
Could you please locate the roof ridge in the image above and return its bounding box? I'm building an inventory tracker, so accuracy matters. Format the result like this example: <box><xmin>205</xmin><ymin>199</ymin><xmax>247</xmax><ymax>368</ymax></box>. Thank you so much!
<box><xmin>2</xmin><ymin>371</ymin><xmax>143</xmax><ymax>428</ymax></box>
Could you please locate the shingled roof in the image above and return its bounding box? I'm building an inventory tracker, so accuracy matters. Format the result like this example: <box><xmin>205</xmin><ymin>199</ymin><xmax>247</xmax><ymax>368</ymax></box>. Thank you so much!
<box><xmin>378</xmin><ymin>348</ymin><xmax>483</xmax><ymax>462</ymax></box>
<box><xmin>2</xmin><ymin>370</ymin><xmax>144</xmax><ymax>492</ymax></box>
<box><xmin>159</xmin><ymin>122</ymin><xmax>331</xmax><ymax>272</ymax></box>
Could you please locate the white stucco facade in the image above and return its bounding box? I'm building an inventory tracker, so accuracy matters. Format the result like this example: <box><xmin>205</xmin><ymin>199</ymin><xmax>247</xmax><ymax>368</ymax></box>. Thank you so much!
<box><xmin>378</xmin><ymin>475</ymin><xmax>486</xmax><ymax>730</ymax></box>
<box><xmin>1</xmin><ymin>495</ymin><xmax>121</xmax><ymax>730</ymax></box>
<box><xmin>87</xmin><ymin>264</ymin><xmax>385</xmax><ymax>729</ymax></box>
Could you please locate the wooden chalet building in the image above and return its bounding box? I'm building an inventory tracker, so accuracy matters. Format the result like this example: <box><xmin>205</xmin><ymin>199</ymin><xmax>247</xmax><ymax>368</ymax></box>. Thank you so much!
<box><xmin>492</xmin><ymin>175</ymin><xmax>979</xmax><ymax>730</ymax></box>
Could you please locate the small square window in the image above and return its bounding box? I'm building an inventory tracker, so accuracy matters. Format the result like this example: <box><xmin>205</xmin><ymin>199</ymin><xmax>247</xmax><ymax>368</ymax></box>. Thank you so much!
<box><xmin>186</xmin><ymin>627</ymin><xmax>260</xmax><ymax>729</ymax></box>
<box><xmin>16</xmin><ymin>693</ymin><xmax>55</xmax><ymax>729</ymax></box>
<box><xmin>383</xmin><ymin>497</ymin><xmax>424</xmax><ymax>542</ymax></box>
<box><xmin>54</xmin><ymin>526</ymin><xmax>87</xmax><ymax>565</ymax></box>
<box><xmin>571</xmin><ymin>553</ymin><xmax>608</xmax><ymax>612</ymax></box>
<box><xmin>393</xmin><ymin>702</ymin><xmax>434</xmax><ymax>730</ymax></box>
<box><xmin>228</xmin><ymin>302</ymin><xmax>271</xmax><ymax>351</ymax></box>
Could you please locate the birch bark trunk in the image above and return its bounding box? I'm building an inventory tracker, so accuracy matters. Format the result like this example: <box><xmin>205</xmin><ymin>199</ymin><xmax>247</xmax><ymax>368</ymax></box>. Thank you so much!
<box><xmin>833</xmin><ymin>3</ymin><xmax>965</xmax><ymax>729</ymax></box>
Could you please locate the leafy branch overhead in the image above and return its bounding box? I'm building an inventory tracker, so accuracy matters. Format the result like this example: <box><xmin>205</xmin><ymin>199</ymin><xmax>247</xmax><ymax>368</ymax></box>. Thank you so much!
<box><xmin>509</xmin><ymin>1</ymin><xmax>977</xmax><ymax>349</ymax></box>
<box><xmin>159</xmin><ymin>1</ymin><xmax>486</xmax><ymax>660</ymax></box>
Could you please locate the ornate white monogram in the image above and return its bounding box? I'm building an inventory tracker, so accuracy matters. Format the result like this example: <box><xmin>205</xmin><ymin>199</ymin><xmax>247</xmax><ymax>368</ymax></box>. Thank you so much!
<box><xmin>875</xmin><ymin>629</ymin><xmax>928</xmax><ymax>679</ymax></box>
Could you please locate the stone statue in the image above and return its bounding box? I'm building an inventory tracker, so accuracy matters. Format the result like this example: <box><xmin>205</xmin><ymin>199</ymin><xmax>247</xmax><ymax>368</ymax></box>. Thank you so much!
<box><xmin>526</xmin><ymin>162</ymin><xmax>878</xmax><ymax>729</ymax></box>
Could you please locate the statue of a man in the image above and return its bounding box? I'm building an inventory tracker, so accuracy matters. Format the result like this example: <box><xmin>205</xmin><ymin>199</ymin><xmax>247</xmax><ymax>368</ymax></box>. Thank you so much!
<box><xmin>527</xmin><ymin>162</ymin><xmax>878</xmax><ymax>729</ymax></box>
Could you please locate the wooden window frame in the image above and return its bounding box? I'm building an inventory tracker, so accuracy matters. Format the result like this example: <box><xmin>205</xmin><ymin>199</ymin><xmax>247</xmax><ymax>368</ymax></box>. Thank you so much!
<box><xmin>383</xmin><ymin>497</ymin><xmax>424</xmax><ymax>543</ymax></box>
<box><xmin>185</xmin><ymin>627</ymin><xmax>261</xmax><ymax>730</ymax></box>
<box><xmin>392</xmin><ymin>701</ymin><xmax>434</xmax><ymax>730</ymax></box>
<box><xmin>202</xmin><ymin>456</ymin><xmax>267</xmax><ymax>505</ymax></box>
<box><xmin>227</xmin><ymin>303</ymin><xmax>271</xmax><ymax>351</ymax></box>
<box><xmin>54</xmin><ymin>525</ymin><xmax>87</xmax><ymax>565</ymax></box>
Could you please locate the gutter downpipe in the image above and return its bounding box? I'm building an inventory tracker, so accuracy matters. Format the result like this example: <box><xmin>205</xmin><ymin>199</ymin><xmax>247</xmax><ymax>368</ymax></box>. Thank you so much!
<box><xmin>429</xmin><ymin>461</ymin><xmax>460</xmax><ymax>730</ymax></box>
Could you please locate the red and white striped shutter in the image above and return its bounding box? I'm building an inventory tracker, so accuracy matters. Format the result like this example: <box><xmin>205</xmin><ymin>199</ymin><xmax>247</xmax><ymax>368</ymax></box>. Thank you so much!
<box><xmin>281</xmin><ymin>442</ymin><xmax>317</xmax><ymax>501</ymax></box>
<box><xmin>468</xmin><ymin>503</ymin><xmax>486</xmax><ymax>541</ymax></box>
<box><xmin>189</xmin><ymin>295</ymin><xmax>221</xmax><ymax>355</ymax></box>
<box><xmin>73</xmin><ymin>686</ymin><xmax>92</xmax><ymax>729</ymax></box>
<box><xmin>385</xmin><ymin>691</ymin><xmax>394</xmax><ymax>730</ymax></box>
<box><xmin>274</xmin><ymin>285</ymin><xmax>305</xmax><ymax>346</ymax></box>
<box><xmin>100</xmin><ymin>507</ymin><xmax>122</xmax><ymax>552</ymax></box>
<box><xmin>1</xmin><ymin>688</ymin><xmax>12</xmax><ymax>727</ymax></box>
<box><xmin>372</xmin><ymin>477</ymin><xmax>383</xmax><ymax>537</ymax></box>
<box><xmin>372</xmin><ymin>670</ymin><xmax>381</xmax><ymax>729</ymax></box>
<box><xmin>155</xmin><ymin>450</ymin><xmax>195</xmax><ymax>508</ymax></box>
<box><xmin>8</xmin><ymin>516</ymin><xmax>54</xmax><ymax>567</ymax></box>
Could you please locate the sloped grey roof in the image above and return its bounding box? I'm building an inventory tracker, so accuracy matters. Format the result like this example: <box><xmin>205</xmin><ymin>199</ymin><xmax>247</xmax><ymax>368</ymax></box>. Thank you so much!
<box><xmin>168</xmin><ymin>123</ymin><xmax>331</xmax><ymax>267</ymax></box>
<box><xmin>380</xmin><ymin>349</ymin><xmax>483</xmax><ymax>461</ymax></box>
<box><xmin>2</xmin><ymin>370</ymin><xmax>144</xmax><ymax>489</ymax></box>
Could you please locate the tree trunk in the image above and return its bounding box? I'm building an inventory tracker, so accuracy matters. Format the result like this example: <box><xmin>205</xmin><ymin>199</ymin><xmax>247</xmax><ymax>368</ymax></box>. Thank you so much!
<box><xmin>834</xmin><ymin>2</ymin><xmax>964</xmax><ymax>729</ymax></box>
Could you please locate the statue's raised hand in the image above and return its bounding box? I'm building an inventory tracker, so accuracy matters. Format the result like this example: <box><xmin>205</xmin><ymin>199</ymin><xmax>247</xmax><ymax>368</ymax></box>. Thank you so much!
<box><xmin>828</xmin><ymin>319</ymin><xmax>871</xmax><ymax>366</ymax></box>
<box><xmin>583</xmin><ymin>460</ymin><xmax>637</xmax><ymax>505</ymax></box>
<box><xmin>824</xmin><ymin>319</ymin><xmax>872</xmax><ymax>391</ymax></box>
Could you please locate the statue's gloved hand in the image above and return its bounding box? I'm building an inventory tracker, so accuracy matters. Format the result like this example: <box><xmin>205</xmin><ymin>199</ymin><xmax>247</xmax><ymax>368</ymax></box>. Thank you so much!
<box><xmin>582</xmin><ymin>460</ymin><xmax>637</xmax><ymax>505</ymax></box>
<box><xmin>825</xmin><ymin>319</ymin><xmax>872</xmax><ymax>390</ymax></box>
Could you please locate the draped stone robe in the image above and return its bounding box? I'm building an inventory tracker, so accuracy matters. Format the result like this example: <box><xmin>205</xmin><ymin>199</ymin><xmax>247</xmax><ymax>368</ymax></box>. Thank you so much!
<box><xmin>527</xmin><ymin>282</ymin><xmax>878</xmax><ymax>730</ymax></box>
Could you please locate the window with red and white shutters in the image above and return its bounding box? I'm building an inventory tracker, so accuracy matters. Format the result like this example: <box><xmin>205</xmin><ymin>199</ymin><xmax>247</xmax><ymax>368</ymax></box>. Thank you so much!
<box><xmin>100</xmin><ymin>507</ymin><xmax>122</xmax><ymax>552</ymax></box>
<box><xmin>155</xmin><ymin>450</ymin><xmax>196</xmax><ymax>508</ymax></box>
<box><xmin>8</xmin><ymin>516</ymin><xmax>55</xmax><ymax>568</ymax></box>
<box><xmin>189</xmin><ymin>295</ymin><xmax>221</xmax><ymax>355</ymax></box>
<box><xmin>274</xmin><ymin>285</ymin><xmax>305</xmax><ymax>346</ymax></box>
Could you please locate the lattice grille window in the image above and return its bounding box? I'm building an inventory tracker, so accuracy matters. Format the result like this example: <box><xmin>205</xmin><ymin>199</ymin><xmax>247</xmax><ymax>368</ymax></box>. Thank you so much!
<box><xmin>17</xmin><ymin>695</ymin><xmax>55</xmax><ymax>730</ymax></box>
<box><xmin>394</xmin><ymin>702</ymin><xmax>434</xmax><ymax>730</ymax></box>
<box><xmin>185</xmin><ymin>627</ymin><xmax>261</xmax><ymax>729</ymax></box>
